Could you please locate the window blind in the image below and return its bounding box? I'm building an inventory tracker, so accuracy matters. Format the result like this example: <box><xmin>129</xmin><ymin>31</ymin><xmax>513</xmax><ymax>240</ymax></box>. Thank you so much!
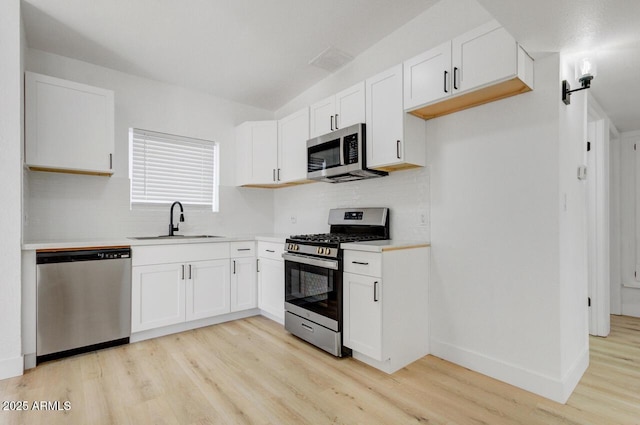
<box><xmin>129</xmin><ymin>128</ymin><xmax>218</xmax><ymax>210</ymax></box>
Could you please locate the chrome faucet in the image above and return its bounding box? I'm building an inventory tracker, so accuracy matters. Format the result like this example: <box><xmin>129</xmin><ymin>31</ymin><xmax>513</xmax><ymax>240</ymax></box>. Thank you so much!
<box><xmin>169</xmin><ymin>201</ymin><xmax>184</xmax><ymax>236</ymax></box>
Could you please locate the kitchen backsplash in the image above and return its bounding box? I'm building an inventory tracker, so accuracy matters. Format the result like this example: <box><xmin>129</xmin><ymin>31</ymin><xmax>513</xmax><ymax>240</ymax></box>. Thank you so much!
<box><xmin>23</xmin><ymin>172</ymin><xmax>274</xmax><ymax>241</ymax></box>
<box><xmin>273</xmin><ymin>166</ymin><xmax>430</xmax><ymax>241</ymax></box>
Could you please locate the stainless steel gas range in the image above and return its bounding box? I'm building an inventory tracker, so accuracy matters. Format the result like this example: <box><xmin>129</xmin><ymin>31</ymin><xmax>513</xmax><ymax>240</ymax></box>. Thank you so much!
<box><xmin>283</xmin><ymin>207</ymin><xmax>389</xmax><ymax>356</ymax></box>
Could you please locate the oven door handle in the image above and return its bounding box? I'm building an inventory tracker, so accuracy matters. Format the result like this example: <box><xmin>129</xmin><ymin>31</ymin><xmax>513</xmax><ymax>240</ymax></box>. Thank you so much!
<box><xmin>282</xmin><ymin>253</ymin><xmax>339</xmax><ymax>270</ymax></box>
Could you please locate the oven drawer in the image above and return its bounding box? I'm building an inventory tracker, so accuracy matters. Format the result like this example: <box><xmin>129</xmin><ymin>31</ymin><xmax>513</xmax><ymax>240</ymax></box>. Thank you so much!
<box><xmin>285</xmin><ymin>311</ymin><xmax>341</xmax><ymax>357</ymax></box>
<box><xmin>258</xmin><ymin>241</ymin><xmax>285</xmax><ymax>261</ymax></box>
<box><xmin>230</xmin><ymin>241</ymin><xmax>255</xmax><ymax>258</ymax></box>
<box><xmin>344</xmin><ymin>250</ymin><xmax>382</xmax><ymax>277</ymax></box>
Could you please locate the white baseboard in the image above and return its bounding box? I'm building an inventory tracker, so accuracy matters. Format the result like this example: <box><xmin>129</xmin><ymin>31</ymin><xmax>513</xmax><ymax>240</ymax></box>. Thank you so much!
<box><xmin>430</xmin><ymin>339</ymin><xmax>588</xmax><ymax>404</ymax></box>
<box><xmin>259</xmin><ymin>309</ymin><xmax>284</xmax><ymax>325</ymax></box>
<box><xmin>0</xmin><ymin>355</ymin><xmax>24</xmax><ymax>380</ymax></box>
<box><xmin>23</xmin><ymin>353</ymin><xmax>36</xmax><ymax>370</ymax></box>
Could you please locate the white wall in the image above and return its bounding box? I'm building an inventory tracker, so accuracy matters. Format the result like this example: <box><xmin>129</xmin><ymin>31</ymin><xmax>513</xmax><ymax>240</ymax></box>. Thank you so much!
<box><xmin>557</xmin><ymin>55</ymin><xmax>589</xmax><ymax>400</ymax></box>
<box><xmin>0</xmin><ymin>0</ymin><xmax>25</xmax><ymax>379</ymax></box>
<box><xmin>24</xmin><ymin>49</ymin><xmax>276</xmax><ymax>241</ymax></box>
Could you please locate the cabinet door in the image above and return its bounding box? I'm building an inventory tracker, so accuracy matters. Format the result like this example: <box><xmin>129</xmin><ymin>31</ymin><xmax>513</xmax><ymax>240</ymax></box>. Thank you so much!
<box><xmin>343</xmin><ymin>272</ymin><xmax>383</xmax><ymax>360</ymax></box>
<box><xmin>258</xmin><ymin>258</ymin><xmax>284</xmax><ymax>322</ymax></box>
<box><xmin>25</xmin><ymin>72</ymin><xmax>114</xmax><ymax>175</ymax></box>
<box><xmin>230</xmin><ymin>257</ymin><xmax>257</xmax><ymax>312</ymax></box>
<box><xmin>132</xmin><ymin>264</ymin><xmax>185</xmax><ymax>332</ymax></box>
<box><xmin>452</xmin><ymin>21</ymin><xmax>516</xmax><ymax>94</ymax></box>
<box><xmin>278</xmin><ymin>107</ymin><xmax>309</xmax><ymax>183</ymax></box>
<box><xmin>309</xmin><ymin>95</ymin><xmax>335</xmax><ymax>138</ymax></box>
<box><xmin>366</xmin><ymin>64</ymin><xmax>404</xmax><ymax>169</ymax></box>
<box><xmin>335</xmin><ymin>82</ymin><xmax>365</xmax><ymax>130</ymax></box>
<box><xmin>185</xmin><ymin>259</ymin><xmax>230</xmax><ymax>321</ymax></box>
<box><xmin>248</xmin><ymin>121</ymin><xmax>278</xmax><ymax>185</ymax></box>
<box><xmin>404</xmin><ymin>41</ymin><xmax>452</xmax><ymax>110</ymax></box>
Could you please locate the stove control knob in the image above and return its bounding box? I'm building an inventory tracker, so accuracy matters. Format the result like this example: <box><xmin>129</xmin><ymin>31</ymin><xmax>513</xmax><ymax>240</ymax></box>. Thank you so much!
<box><xmin>294</xmin><ymin>245</ymin><xmax>299</xmax><ymax>251</ymax></box>
<box><xmin>317</xmin><ymin>247</ymin><xmax>323</xmax><ymax>254</ymax></box>
<box><xmin>287</xmin><ymin>244</ymin><xmax>292</xmax><ymax>250</ymax></box>
<box><xmin>325</xmin><ymin>248</ymin><xmax>331</xmax><ymax>256</ymax></box>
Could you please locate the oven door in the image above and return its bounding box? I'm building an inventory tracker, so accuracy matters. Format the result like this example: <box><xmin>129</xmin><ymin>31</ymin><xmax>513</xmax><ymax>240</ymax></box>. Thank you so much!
<box><xmin>283</xmin><ymin>253</ymin><xmax>341</xmax><ymax>332</ymax></box>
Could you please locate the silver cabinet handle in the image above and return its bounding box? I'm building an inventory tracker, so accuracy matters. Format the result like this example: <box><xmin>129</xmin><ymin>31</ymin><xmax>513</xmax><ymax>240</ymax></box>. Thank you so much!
<box><xmin>301</xmin><ymin>323</ymin><xmax>314</xmax><ymax>332</ymax></box>
<box><xmin>330</xmin><ymin>115</ymin><xmax>334</xmax><ymax>131</ymax></box>
<box><xmin>266</xmin><ymin>249</ymin><xmax>275</xmax><ymax>253</ymax></box>
<box><xmin>374</xmin><ymin>281</ymin><xmax>379</xmax><ymax>302</ymax></box>
<box><xmin>237</xmin><ymin>248</ymin><xmax>251</xmax><ymax>252</ymax></box>
<box><xmin>352</xmin><ymin>261</ymin><xmax>369</xmax><ymax>265</ymax></box>
<box><xmin>277</xmin><ymin>168</ymin><xmax>281</xmax><ymax>181</ymax></box>
<box><xmin>256</xmin><ymin>258</ymin><xmax>260</xmax><ymax>272</ymax></box>
<box><xmin>233</xmin><ymin>260</ymin><xmax>236</xmax><ymax>274</ymax></box>
<box><xmin>181</xmin><ymin>264</ymin><xmax>185</xmax><ymax>280</ymax></box>
<box><xmin>396</xmin><ymin>140</ymin><xmax>401</xmax><ymax>159</ymax></box>
<box><xmin>335</xmin><ymin>113</ymin><xmax>339</xmax><ymax>129</ymax></box>
<box><xmin>188</xmin><ymin>264</ymin><xmax>192</xmax><ymax>280</ymax></box>
<box><xmin>272</xmin><ymin>169</ymin><xmax>276</xmax><ymax>182</ymax></box>
<box><xmin>109</xmin><ymin>153</ymin><xmax>113</xmax><ymax>170</ymax></box>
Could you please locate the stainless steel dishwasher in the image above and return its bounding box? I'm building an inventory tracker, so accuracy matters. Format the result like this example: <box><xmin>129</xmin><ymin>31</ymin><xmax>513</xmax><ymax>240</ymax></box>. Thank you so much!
<box><xmin>36</xmin><ymin>247</ymin><xmax>132</xmax><ymax>363</ymax></box>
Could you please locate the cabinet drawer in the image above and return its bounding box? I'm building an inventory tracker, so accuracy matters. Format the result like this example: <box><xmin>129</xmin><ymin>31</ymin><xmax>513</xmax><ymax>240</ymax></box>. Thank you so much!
<box><xmin>344</xmin><ymin>250</ymin><xmax>382</xmax><ymax>277</ymax></box>
<box><xmin>230</xmin><ymin>241</ymin><xmax>256</xmax><ymax>258</ymax></box>
<box><xmin>132</xmin><ymin>243</ymin><xmax>230</xmax><ymax>266</ymax></box>
<box><xmin>257</xmin><ymin>241</ymin><xmax>285</xmax><ymax>261</ymax></box>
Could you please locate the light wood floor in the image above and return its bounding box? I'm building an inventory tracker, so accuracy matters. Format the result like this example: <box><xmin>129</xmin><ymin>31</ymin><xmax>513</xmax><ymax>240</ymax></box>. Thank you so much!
<box><xmin>1</xmin><ymin>314</ymin><xmax>639</xmax><ymax>424</ymax></box>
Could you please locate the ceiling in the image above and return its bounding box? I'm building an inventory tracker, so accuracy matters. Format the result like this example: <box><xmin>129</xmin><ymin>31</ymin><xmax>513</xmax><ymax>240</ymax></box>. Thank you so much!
<box><xmin>22</xmin><ymin>0</ymin><xmax>640</xmax><ymax>132</ymax></box>
<box><xmin>21</xmin><ymin>0</ymin><xmax>439</xmax><ymax>111</ymax></box>
<box><xmin>476</xmin><ymin>0</ymin><xmax>640</xmax><ymax>133</ymax></box>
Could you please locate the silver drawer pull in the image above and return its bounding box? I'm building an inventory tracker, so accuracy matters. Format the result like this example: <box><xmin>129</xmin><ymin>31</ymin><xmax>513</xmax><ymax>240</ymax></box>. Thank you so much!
<box><xmin>352</xmin><ymin>261</ymin><xmax>369</xmax><ymax>265</ymax></box>
<box><xmin>266</xmin><ymin>249</ymin><xmax>275</xmax><ymax>253</ymax></box>
<box><xmin>237</xmin><ymin>248</ymin><xmax>251</xmax><ymax>251</ymax></box>
<box><xmin>301</xmin><ymin>323</ymin><xmax>314</xmax><ymax>332</ymax></box>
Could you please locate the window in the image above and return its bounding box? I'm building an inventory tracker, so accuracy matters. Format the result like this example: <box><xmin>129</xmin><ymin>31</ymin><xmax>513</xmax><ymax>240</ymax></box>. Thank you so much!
<box><xmin>129</xmin><ymin>128</ymin><xmax>219</xmax><ymax>211</ymax></box>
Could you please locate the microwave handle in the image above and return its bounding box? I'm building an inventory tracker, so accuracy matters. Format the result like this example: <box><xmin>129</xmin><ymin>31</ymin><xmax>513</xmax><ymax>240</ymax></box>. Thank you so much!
<box><xmin>339</xmin><ymin>136</ymin><xmax>345</xmax><ymax>166</ymax></box>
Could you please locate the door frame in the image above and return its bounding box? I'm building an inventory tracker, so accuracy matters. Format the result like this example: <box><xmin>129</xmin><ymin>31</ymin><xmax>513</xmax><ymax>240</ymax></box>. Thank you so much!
<box><xmin>586</xmin><ymin>95</ymin><xmax>613</xmax><ymax>336</ymax></box>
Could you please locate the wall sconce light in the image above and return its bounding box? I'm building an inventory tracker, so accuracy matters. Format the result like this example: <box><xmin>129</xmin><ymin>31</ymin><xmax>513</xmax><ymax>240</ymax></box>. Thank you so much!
<box><xmin>562</xmin><ymin>57</ymin><xmax>597</xmax><ymax>105</ymax></box>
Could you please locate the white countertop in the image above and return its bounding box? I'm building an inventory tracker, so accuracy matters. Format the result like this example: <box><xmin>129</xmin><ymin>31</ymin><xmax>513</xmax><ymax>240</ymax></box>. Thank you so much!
<box><xmin>341</xmin><ymin>240</ymin><xmax>430</xmax><ymax>253</ymax></box>
<box><xmin>22</xmin><ymin>233</ymin><xmax>287</xmax><ymax>251</ymax></box>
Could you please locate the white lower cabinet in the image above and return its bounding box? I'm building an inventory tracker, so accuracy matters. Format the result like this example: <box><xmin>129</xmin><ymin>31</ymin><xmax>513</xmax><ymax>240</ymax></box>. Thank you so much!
<box><xmin>343</xmin><ymin>245</ymin><xmax>430</xmax><ymax>373</ymax></box>
<box><xmin>231</xmin><ymin>257</ymin><xmax>257</xmax><ymax>312</ymax></box>
<box><xmin>132</xmin><ymin>263</ymin><xmax>185</xmax><ymax>332</ymax></box>
<box><xmin>257</xmin><ymin>241</ymin><xmax>285</xmax><ymax>323</ymax></box>
<box><xmin>131</xmin><ymin>242</ymin><xmax>258</xmax><ymax>334</ymax></box>
<box><xmin>343</xmin><ymin>273</ymin><xmax>382</xmax><ymax>360</ymax></box>
<box><xmin>186</xmin><ymin>259</ymin><xmax>230</xmax><ymax>321</ymax></box>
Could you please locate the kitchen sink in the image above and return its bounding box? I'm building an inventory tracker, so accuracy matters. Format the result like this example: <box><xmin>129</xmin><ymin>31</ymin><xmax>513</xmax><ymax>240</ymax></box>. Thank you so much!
<box><xmin>129</xmin><ymin>235</ymin><xmax>225</xmax><ymax>240</ymax></box>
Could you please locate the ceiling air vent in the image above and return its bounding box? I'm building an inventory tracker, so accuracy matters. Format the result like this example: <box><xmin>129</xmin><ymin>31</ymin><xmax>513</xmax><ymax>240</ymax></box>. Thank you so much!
<box><xmin>309</xmin><ymin>46</ymin><xmax>354</xmax><ymax>73</ymax></box>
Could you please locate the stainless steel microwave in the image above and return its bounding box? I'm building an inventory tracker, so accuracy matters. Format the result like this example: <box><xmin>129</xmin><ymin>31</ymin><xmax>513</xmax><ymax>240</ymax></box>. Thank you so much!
<box><xmin>306</xmin><ymin>123</ymin><xmax>387</xmax><ymax>183</ymax></box>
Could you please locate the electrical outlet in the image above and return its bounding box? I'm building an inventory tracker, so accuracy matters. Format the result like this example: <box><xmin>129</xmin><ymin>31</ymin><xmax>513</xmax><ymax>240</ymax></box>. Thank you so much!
<box><xmin>290</xmin><ymin>216</ymin><xmax>297</xmax><ymax>224</ymax></box>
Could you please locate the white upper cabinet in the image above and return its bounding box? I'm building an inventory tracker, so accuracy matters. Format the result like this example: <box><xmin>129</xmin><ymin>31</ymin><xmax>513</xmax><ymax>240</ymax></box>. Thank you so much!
<box><xmin>278</xmin><ymin>107</ymin><xmax>310</xmax><ymax>183</ymax></box>
<box><xmin>404</xmin><ymin>41</ymin><xmax>452</xmax><ymax>109</ymax></box>
<box><xmin>25</xmin><ymin>72</ymin><xmax>115</xmax><ymax>175</ymax></box>
<box><xmin>235</xmin><ymin>120</ymin><xmax>278</xmax><ymax>186</ymax></box>
<box><xmin>236</xmin><ymin>107</ymin><xmax>310</xmax><ymax>187</ymax></box>
<box><xmin>334</xmin><ymin>82</ymin><xmax>366</xmax><ymax>130</ymax></box>
<box><xmin>403</xmin><ymin>20</ymin><xmax>534</xmax><ymax>119</ymax></box>
<box><xmin>366</xmin><ymin>64</ymin><xmax>426</xmax><ymax>172</ymax></box>
<box><xmin>451</xmin><ymin>21</ymin><xmax>518</xmax><ymax>93</ymax></box>
<box><xmin>309</xmin><ymin>81</ymin><xmax>365</xmax><ymax>138</ymax></box>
